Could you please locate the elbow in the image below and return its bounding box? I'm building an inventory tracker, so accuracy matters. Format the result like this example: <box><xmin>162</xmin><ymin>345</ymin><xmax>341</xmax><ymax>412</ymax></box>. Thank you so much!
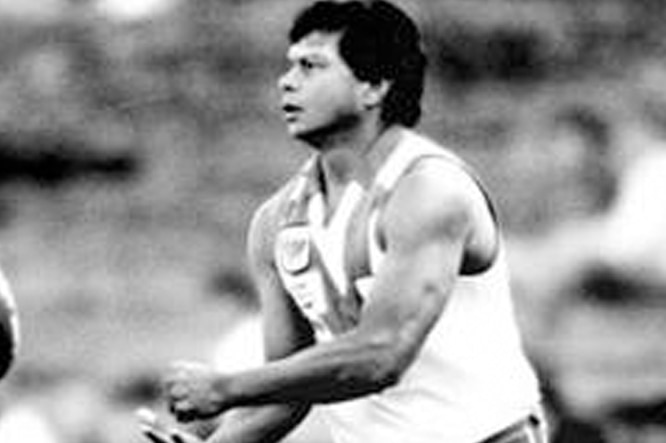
<box><xmin>373</xmin><ymin>363</ymin><xmax>403</xmax><ymax>392</ymax></box>
<box><xmin>346</xmin><ymin>334</ymin><xmax>411</xmax><ymax>394</ymax></box>
<box><xmin>361</xmin><ymin>362</ymin><xmax>401</xmax><ymax>394</ymax></box>
<box><xmin>372</xmin><ymin>345</ymin><xmax>406</xmax><ymax>390</ymax></box>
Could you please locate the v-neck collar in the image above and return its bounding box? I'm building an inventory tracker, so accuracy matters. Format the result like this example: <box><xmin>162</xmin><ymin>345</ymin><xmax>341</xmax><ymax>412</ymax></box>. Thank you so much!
<box><xmin>280</xmin><ymin>127</ymin><xmax>406</xmax><ymax>294</ymax></box>
<box><xmin>306</xmin><ymin>127</ymin><xmax>404</xmax><ymax>294</ymax></box>
<box><xmin>307</xmin><ymin>180</ymin><xmax>364</xmax><ymax>295</ymax></box>
<box><xmin>310</xmin><ymin>126</ymin><xmax>404</xmax><ymax>220</ymax></box>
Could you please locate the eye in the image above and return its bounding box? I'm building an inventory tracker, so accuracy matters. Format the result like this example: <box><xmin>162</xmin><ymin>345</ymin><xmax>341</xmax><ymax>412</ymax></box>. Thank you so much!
<box><xmin>300</xmin><ymin>59</ymin><xmax>316</xmax><ymax>71</ymax></box>
<box><xmin>299</xmin><ymin>57</ymin><xmax>327</xmax><ymax>74</ymax></box>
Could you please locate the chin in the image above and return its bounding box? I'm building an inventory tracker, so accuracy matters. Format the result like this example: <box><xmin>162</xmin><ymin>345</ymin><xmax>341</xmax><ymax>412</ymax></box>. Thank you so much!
<box><xmin>288</xmin><ymin>124</ymin><xmax>334</xmax><ymax>149</ymax></box>
<box><xmin>286</xmin><ymin>120</ymin><xmax>311</xmax><ymax>136</ymax></box>
<box><xmin>289</xmin><ymin>128</ymin><xmax>317</xmax><ymax>145</ymax></box>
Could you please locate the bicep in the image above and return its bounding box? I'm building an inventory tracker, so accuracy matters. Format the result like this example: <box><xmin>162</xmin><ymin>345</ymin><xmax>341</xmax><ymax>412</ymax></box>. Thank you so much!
<box><xmin>357</xmin><ymin>167</ymin><xmax>473</xmax><ymax>363</ymax></box>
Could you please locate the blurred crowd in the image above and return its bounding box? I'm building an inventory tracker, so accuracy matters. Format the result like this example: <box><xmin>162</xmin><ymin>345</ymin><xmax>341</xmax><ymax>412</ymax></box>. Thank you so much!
<box><xmin>508</xmin><ymin>60</ymin><xmax>666</xmax><ymax>443</ymax></box>
<box><xmin>0</xmin><ymin>1</ymin><xmax>666</xmax><ymax>443</ymax></box>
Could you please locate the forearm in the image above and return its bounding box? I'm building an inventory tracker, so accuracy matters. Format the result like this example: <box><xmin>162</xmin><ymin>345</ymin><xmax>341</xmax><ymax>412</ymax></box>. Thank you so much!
<box><xmin>221</xmin><ymin>330</ymin><xmax>401</xmax><ymax>409</ymax></box>
<box><xmin>206</xmin><ymin>404</ymin><xmax>309</xmax><ymax>443</ymax></box>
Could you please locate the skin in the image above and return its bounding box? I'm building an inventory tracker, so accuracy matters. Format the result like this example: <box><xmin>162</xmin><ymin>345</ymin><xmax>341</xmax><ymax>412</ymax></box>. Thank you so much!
<box><xmin>140</xmin><ymin>31</ymin><xmax>497</xmax><ymax>443</ymax></box>
<box><xmin>279</xmin><ymin>32</ymin><xmax>387</xmax><ymax>150</ymax></box>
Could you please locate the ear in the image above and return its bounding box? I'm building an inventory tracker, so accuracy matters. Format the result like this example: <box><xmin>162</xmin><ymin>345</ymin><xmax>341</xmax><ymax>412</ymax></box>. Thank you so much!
<box><xmin>360</xmin><ymin>79</ymin><xmax>391</xmax><ymax>110</ymax></box>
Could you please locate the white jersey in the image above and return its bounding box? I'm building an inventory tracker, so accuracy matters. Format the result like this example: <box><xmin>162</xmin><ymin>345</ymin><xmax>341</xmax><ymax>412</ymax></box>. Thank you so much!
<box><xmin>274</xmin><ymin>129</ymin><xmax>540</xmax><ymax>443</ymax></box>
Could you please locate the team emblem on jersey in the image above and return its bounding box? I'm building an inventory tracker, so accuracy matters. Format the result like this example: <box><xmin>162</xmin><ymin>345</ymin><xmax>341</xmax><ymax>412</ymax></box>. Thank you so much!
<box><xmin>276</xmin><ymin>226</ymin><xmax>311</xmax><ymax>273</ymax></box>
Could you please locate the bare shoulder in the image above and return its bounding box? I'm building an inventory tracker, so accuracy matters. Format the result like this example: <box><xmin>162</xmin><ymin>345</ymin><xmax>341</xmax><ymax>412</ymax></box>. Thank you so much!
<box><xmin>388</xmin><ymin>157</ymin><xmax>486</xmax><ymax>227</ymax></box>
<box><xmin>381</xmin><ymin>154</ymin><xmax>497</xmax><ymax>267</ymax></box>
<box><xmin>397</xmin><ymin>132</ymin><xmax>488</xmax><ymax>215</ymax></box>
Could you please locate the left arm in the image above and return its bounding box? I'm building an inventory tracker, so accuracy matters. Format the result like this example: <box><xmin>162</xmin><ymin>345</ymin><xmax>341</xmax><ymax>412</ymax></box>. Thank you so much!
<box><xmin>167</xmin><ymin>162</ymin><xmax>479</xmax><ymax>420</ymax></box>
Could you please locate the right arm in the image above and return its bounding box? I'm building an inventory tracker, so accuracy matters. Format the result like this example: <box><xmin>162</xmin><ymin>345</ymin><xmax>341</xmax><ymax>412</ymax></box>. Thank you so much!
<box><xmin>141</xmin><ymin>197</ymin><xmax>316</xmax><ymax>443</ymax></box>
<box><xmin>205</xmin><ymin>199</ymin><xmax>316</xmax><ymax>442</ymax></box>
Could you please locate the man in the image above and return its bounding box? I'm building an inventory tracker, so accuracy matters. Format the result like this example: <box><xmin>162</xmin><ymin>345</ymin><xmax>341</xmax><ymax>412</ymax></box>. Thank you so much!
<box><xmin>140</xmin><ymin>1</ymin><xmax>545</xmax><ymax>442</ymax></box>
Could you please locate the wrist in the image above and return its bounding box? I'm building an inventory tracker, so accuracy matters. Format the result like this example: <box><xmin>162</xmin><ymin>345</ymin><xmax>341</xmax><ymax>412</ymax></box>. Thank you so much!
<box><xmin>213</xmin><ymin>373</ymin><xmax>236</xmax><ymax>412</ymax></box>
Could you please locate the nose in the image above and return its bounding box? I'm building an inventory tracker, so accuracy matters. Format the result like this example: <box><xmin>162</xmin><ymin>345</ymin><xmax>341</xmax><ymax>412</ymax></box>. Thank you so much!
<box><xmin>278</xmin><ymin>66</ymin><xmax>297</xmax><ymax>92</ymax></box>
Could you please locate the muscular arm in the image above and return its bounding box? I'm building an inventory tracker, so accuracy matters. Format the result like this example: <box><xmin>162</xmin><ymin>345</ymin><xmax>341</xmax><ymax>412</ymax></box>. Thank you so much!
<box><xmin>166</xmin><ymin>162</ymin><xmax>490</xmax><ymax>424</ymax></box>
<box><xmin>203</xmin><ymin>200</ymin><xmax>316</xmax><ymax>443</ymax></box>
<box><xmin>198</xmin><ymin>162</ymin><xmax>481</xmax><ymax>409</ymax></box>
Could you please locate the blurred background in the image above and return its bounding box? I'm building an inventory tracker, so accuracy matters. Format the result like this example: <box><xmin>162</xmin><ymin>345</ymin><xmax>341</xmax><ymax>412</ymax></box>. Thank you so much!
<box><xmin>0</xmin><ymin>0</ymin><xmax>665</xmax><ymax>442</ymax></box>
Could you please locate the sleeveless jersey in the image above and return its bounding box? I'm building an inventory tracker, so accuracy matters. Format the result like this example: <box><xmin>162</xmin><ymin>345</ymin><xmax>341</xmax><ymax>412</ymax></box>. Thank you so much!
<box><xmin>273</xmin><ymin>129</ymin><xmax>541</xmax><ymax>443</ymax></box>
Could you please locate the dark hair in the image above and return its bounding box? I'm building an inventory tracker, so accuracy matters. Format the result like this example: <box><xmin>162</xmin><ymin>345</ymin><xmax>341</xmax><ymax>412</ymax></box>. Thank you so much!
<box><xmin>289</xmin><ymin>0</ymin><xmax>426</xmax><ymax>127</ymax></box>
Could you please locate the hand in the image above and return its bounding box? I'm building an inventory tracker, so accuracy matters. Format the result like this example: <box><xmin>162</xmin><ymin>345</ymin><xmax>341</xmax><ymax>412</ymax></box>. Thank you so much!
<box><xmin>164</xmin><ymin>361</ymin><xmax>228</xmax><ymax>422</ymax></box>
<box><xmin>136</xmin><ymin>407</ymin><xmax>201</xmax><ymax>443</ymax></box>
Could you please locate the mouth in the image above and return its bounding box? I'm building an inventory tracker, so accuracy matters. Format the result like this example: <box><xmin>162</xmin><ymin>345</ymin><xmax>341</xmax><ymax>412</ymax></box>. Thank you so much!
<box><xmin>281</xmin><ymin>103</ymin><xmax>302</xmax><ymax>120</ymax></box>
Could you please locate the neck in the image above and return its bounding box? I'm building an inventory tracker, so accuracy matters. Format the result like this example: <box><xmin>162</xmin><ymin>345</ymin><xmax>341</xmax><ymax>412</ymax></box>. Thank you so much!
<box><xmin>316</xmin><ymin>120</ymin><xmax>398</xmax><ymax>191</ymax></box>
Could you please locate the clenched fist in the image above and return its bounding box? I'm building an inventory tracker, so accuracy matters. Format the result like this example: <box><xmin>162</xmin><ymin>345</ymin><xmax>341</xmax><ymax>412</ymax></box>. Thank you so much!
<box><xmin>164</xmin><ymin>361</ymin><xmax>229</xmax><ymax>422</ymax></box>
